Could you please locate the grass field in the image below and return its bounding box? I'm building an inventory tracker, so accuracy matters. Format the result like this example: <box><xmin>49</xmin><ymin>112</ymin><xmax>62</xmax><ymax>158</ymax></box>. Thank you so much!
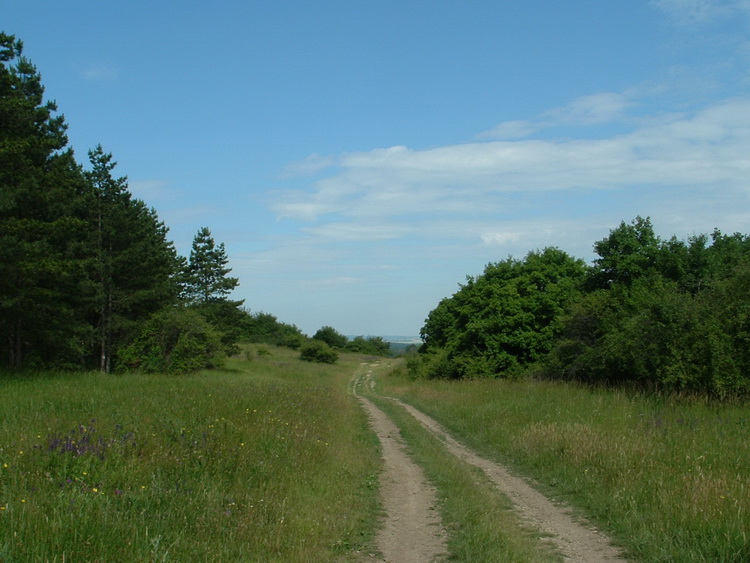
<box><xmin>0</xmin><ymin>346</ymin><xmax>380</xmax><ymax>562</ymax></box>
<box><xmin>5</xmin><ymin>348</ymin><xmax>748</xmax><ymax>562</ymax></box>
<box><xmin>378</xmin><ymin>366</ymin><xmax>750</xmax><ymax>562</ymax></box>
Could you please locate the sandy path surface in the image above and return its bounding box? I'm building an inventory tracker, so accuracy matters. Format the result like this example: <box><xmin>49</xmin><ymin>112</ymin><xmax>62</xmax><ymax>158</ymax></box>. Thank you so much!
<box><xmin>353</xmin><ymin>362</ymin><xmax>627</xmax><ymax>562</ymax></box>
<box><xmin>358</xmin><ymin>395</ymin><xmax>448</xmax><ymax>562</ymax></box>
<box><xmin>352</xmin><ymin>364</ymin><xmax>447</xmax><ymax>562</ymax></box>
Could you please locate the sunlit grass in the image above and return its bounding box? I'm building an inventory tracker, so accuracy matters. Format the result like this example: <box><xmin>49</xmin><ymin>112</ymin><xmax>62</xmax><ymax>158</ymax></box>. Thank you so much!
<box><xmin>378</xmin><ymin>364</ymin><xmax>750</xmax><ymax>562</ymax></box>
<box><xmin>0</xmin><ymin>346</ymin><xmax>380</xmax><ymax>561</ymax></box>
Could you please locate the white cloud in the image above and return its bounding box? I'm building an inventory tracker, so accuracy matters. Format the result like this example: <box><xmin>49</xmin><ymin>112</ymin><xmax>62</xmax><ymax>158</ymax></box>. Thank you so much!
<box><xmin>305</xmin><ymin>276</ymin><xmax>361</xmax><ymax>287</ymax></box>
<box><xmin>303</xmin><ymin>222</ymin><xmax>412</xmax><ymax>242</ymax></box>
<box><xmin>267</xmin><ymin>96</ymin><xmax>750</xmax><ymax>283</ymax></box>
<box><xmin>541</xmin><ymin>92</ymin><xmax>634</xmax><ymax>125</ymax></box>
<box><xmin>129</xmin><ymin>179</ymin><xmax>173</xmax><ymax>200</ymax></box>
<box><xmin>280</xmin><ymin>153</ymin><xmax>336</xmax><ymax>178</ymax></box>
<box><xmin>478</xmin><ymin>91</ymin><xmax>634</xmax><ymax>141</ymax></box>
<box><xmin>81</xmin><ymin>64</ymin><xmax>119</xmax><ymax>82</ymax></box>
<box><xmin>481</xmin><ymin>231</ymin><xmax>522</xmax><ymax>246</ymax></box>
<box><xmin>477</xmin><ymin>120</ymin><xmax>538</xmax><ymax>140</ymax></box>
<box><xmin>275</xmin><ymin>97</ymin><xmax>750</xmax><ymax>225</ymax></box>
<box><xmin>651</xmin><ymin>0</ymin><xmax>750</xmax><ymax>24</ymax></box>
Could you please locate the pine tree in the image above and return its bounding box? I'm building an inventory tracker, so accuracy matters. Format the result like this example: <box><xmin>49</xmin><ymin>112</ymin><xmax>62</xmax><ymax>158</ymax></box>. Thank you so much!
<box><xmin>183</xmin><ymin>227</ymin><xmax>244</xmax><ymax>354</ymax></box>
<box><xmin>0</xmin><ymin>33</ymin><xmax>91</xmax><ymax>368</ymax></box>
<box><xmin>184</xmin><ymin>227</ymin><xmax>239</xmax><ymax>303</ymax></box>
<box><xmin>85</xmin><ymin>146</ymin><xmax>181</xmax><ymax>371</ymax></box>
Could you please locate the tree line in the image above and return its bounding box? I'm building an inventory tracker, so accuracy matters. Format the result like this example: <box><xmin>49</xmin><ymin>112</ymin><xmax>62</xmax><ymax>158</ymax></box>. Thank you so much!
<box><xmin>1</xmin><ymin>32</ymin><xmax>394</xmax><ymax>372</ymax></box>
<box><xmin>415</xmin><ymin>216</ymin><xmax>750</xmax><ymax>397</ymax></box>
<box><xmin>0</xmin><ymin>33</ymin><xmax>248</xmax><ymax>372</ymax></box>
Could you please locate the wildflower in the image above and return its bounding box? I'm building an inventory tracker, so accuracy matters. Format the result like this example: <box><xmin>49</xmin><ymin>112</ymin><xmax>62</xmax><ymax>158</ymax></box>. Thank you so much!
<box><xmin>92</xmin><ymin>488</ymin><xmax>99</xmax><ymax>493</ymax></box>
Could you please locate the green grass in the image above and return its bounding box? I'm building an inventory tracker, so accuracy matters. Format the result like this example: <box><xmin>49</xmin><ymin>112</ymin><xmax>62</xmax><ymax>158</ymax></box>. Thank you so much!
<box><xmin>378</xmin><ymin>364</ymin><xmax>750</xmax><ymax>562</ymax></box>
<box><xmin>0</xmin><ymin>346</ymin><xmax>380</xmax><ymax>562</ymax></box>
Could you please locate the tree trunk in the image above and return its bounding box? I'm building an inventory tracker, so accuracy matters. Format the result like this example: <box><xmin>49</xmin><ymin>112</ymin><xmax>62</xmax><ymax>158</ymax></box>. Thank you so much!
<box><xmin>8</xmin><ymin>318</ymin><xmax>22</xmax><ymax>368</ymax></box>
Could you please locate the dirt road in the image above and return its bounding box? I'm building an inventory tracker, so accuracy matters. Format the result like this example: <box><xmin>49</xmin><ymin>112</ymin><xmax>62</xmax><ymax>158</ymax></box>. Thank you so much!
<box><xmin>352</xmin><ymin>364</ymin><xmax>447</xmax><ymax>562</ymax></box>
<box><xmin>352</xmin><ymin>362</ymin><xmax>627</xmax><ymax>563</ymax></box>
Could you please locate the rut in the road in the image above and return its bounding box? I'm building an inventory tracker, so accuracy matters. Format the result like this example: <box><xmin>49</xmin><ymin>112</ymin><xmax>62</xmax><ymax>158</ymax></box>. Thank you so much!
<box><xmin>353</xmin><ymin>365</ymin><xmax>447</xmax><ymax>562</ymax></box>
<box><xmin>357</xmin><ymin>364</ymin><xmax>627</xmax><ymax>563</ymax></box>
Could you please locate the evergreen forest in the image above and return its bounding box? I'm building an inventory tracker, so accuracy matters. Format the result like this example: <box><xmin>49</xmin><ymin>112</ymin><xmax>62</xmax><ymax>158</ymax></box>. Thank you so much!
<box><xmin>0</xmin><ymin>33</ymin><xmax>307</xmax><ymax>372</ymax></box>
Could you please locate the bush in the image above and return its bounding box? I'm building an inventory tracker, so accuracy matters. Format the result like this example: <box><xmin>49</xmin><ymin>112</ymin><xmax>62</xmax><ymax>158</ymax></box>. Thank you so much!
<box><xmin>345</xmin><ymin>335</ymin><xmax>391</xmax><ymax>356</ymax></box>
<box><xmin>312</xmin><ymin>326</ymin><xmax>348</xmax><ymax>349</ymax></box>
<box><xmin>299</xmin><ymin>340</ymin><xmax>339</xmax><ymax>364</ymax></box>
<box><xmin>118</xmin><ymin>308</ymin><xmax>225</xmax><ymax>374</ymax></box>
<box><xmin>419</xmin><ymin>247</ymin><xmax>587</xmax><ymax>378</ymax></box>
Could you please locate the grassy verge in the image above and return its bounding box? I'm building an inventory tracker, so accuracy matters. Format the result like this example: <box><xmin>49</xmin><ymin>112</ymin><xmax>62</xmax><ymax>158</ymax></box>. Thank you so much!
<box><xmin>0</xmin><ymin>346</ymin><xmax>380</xmax><ymax>562</ymax></box>
<box><xmin>362</xmin><ymin>365</ymin><xmax>561</xmax><ymax>561</ymax></box>
<box><xmin>377</xmin><ymin>362</ymin><xmax>750</xmax><ymax>562</ymax></box>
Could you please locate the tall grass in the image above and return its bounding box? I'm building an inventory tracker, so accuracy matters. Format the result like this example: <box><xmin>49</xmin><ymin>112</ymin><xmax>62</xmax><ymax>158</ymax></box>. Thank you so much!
<box><xmin>0</xmin><ymin>346</ymin><xmax>380</xmax><ymax>561</ymax></box>
<box><xmin>379</xmin><ymin>367</ymin><xmax>750</xmax><ymax>562</ymax></box>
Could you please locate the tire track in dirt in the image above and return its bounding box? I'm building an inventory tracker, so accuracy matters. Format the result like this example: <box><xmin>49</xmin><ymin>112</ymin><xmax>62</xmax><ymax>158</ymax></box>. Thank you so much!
<box><xmin>356</xmin><ymin>363</ymin><xmax>627</xmax><ymax>563</ymax></box>
<box><xmin>351</xmin><ymin>364</ymin><xmax>447</xmax><ymax>562</ymax></box>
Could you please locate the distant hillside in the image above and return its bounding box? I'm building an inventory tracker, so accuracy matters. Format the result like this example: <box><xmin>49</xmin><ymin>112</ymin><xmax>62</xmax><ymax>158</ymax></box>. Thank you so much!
<box><xmin>384</xmin><ymin>337</ymin><xmax>421</xmax><ymax>356</ymax></box>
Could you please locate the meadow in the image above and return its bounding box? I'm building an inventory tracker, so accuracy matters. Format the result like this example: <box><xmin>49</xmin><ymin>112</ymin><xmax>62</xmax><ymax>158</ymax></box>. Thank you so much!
<box><xmin>378</xmin><ymin>368</ymin><xmax>750</xmax><ymax>562</ymax></box>
<box><xmin>0</xmin><ymin>347</ymin><xmax>380</xmax><ymax>562</ymax></box>
<box><xmin>5</xmin><ymin>347</ymin><xmax>749</xmax><ymax>562</ymax></box>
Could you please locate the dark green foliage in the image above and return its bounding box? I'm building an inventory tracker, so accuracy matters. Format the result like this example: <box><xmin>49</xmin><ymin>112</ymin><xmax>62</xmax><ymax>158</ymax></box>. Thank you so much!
<box><xmin>419</xmin><ymin>217</ymin><xmax>750</xmax><ymax>396</ymax></box>
<box><xmin>85</xmin><ymin>146</ymin><xmax>180</xmax><ymax>371</ymax></box>
<box><xmin>418</xmin><ymin>247</ymin><xmax>587</xmax><ymax>379</ymax></box>
<box><xmin>299</xmin><ymin>340</ymin><xmax>339</xmax><ymax>364</ymax></box>
<box><xmin>544</xmin><ymin>221</ymin><xmax>750</xmax><ymax>397</ymax></box>
<box><xmin>190</xmin><ymin>300</ymin><xmax>246</xmax><ymax>356</ymax></box>
<box><xmin>0</xmin><ymin>33</ymin><xmax>244</xmax><ymax>373</ymax></box>
<box><xmin>408</xmin><ymin>347</ymin><xmax>457</xmax><ymax>380</ymax></box>
<box><xmin>0</xmin><ymin>33</ymin><xmax>92</xmax><ymax>368</ymax></box>
<box><xmin>345</xmin><ymin>336</ymin><xmax>391</xmax><ymax>356</ymax></box>
<box><xmin>118</xmin><ymin>307</ymin><xmax>225</xmax><ymax>374</ymax></box>
<box><xmin>545</xmin><ymin>276</ymin><xmax>749</xmax><ymax>396</ymax></box>
<box><xmin>312</xmin><ymin>325</ymin><xmax>348</xmax><ymax>349</ymax></box>
<box><xmin>587</xmin><ymin>216</ymin><xmax>659</xmax><ymax>290</ymax></box>
<box><xmin>238</xmin><ymin>310</ymin><xmax>305</xmax><ymax>349</ymax></box>
<box><xmin>182</xmin><ymin>227</ymin><xmax>239</xmax><ymax>304</ymax></box>
<box><xmin>181</xmin><ymin>227</ymin><xmax>244</xmax><ymax>355</ymax></box>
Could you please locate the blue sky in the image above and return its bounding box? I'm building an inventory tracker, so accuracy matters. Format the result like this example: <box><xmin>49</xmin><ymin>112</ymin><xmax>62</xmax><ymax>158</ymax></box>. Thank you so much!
<box><xmin>5</xmin><ymin>1</ymin><xmax>750</xmax><ymax>336</ymax></box>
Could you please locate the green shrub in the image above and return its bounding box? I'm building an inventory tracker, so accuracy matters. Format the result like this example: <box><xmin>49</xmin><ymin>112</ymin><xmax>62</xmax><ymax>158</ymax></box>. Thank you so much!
<box><xmin>345</xmin><ymin>335</ymin><xmax>391</xmax><ymax>356</ymax></box>
<box><xmin>118</xmin><ymin>307</ymin><xmax>225</xmax><ymax>373</ymax></box>
<box><xmin>312</xmin><ymin>326</ymin><xmax>348</xmax><ymax>349</ymax></box>
<box><xmin>299</xmin><ymin>340</ymin><xmax>339</xmax><ymax>364</ymax></box>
